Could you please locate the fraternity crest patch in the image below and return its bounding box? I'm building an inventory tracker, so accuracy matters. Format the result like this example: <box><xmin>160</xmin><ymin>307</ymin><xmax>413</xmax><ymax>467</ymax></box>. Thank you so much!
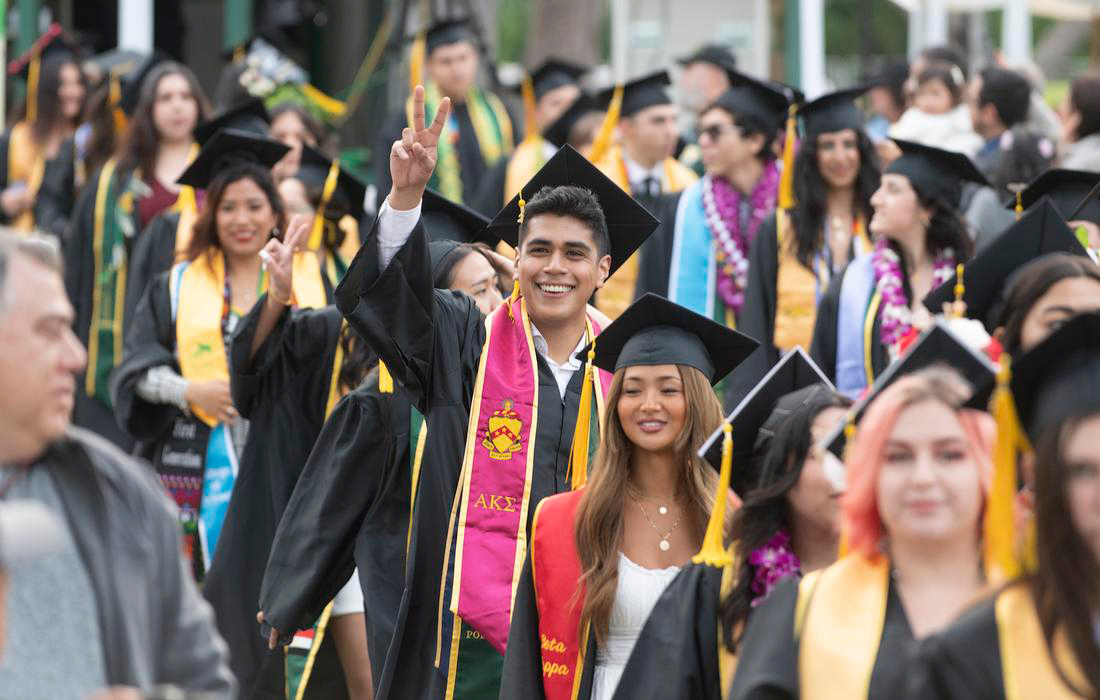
<box><xmin>483</xmin><ymin>399</ymin><xmax>523</xmax><ymax>460</ymax></box>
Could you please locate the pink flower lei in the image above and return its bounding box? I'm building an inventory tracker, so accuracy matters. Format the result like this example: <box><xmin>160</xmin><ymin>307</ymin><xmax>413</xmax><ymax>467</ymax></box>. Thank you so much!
<box><xmin>701</xmin><ymin>163</ymin><xmax>780</xmax><ymax>315</ymax></box>
<box><xmin>872</xmin><ymin>236</ymin><xmax>955</xmax><ymax>351</ymax></box>
<box><xmin>748</xmin><ymin>530</ymin><xmax>801</xmax><ymax>607</ymax></box>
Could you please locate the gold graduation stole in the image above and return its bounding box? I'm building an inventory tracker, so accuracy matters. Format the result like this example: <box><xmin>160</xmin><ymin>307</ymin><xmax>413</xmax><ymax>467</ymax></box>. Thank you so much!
<box><xmin>7</xmin><ymin>121</ymin><xmax>47</xmax><ymax>232</ymax></box>
<box><xmin>170</xmin><ymin>144</ymin><xmax>201</xmax><ymax>260</ymax></box>
<box><xmin>795</xmin><ymin>554</ymin><xmax>890</xmax><ymax>700</ymax></box>
<box><xmin>997</xmin><ymin>584</ymin><xmax>1088</xmax><ymax>700</ymax></box>
<box><xmin>594</xmin><ymin>145</ymin><xmax>698</xmax><ymax>320</ymax></box>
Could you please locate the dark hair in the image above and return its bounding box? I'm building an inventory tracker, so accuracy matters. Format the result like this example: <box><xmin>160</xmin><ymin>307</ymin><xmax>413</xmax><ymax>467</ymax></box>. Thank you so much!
<box><xmin>997</xmin><ymin>253</ymin><xmax>1100</xmax><ymax>357</ymax></box>
<box><xmin>185</xmin><ymin>161</ymin><xmax>286</xmax><ymax>262</ymax></box>
<box><xmin>1069</xmin><ymin>73</ymin><xmax>1100</xmax><ymax>141</ymax></box>
<box><xmin>27</xmin><ymin>54</ymin><xmax>86</xmax><ymax>144</ymax></box>
<box><xmin>789</xmin><ymin>128</ymin><xmax>881</xmax><ymax>269</ymax></box>
<box><xmin>867</xmin><ymin>60</ymin><xmax>909</xmax><ymax>114</ymax></box>
<box><xmin>721</xmin><ymin>388</ymin><xmax>852</xmax><ymax>652</ymax></box>
<box><xmin>432</xmin><ymin>242</ymin><xmax>497</xmax><ymax>289</ymax></box>
<box><xmin>117</xmin><ymin>62</ymin><xmax>211</xmax><ymax>178</ymax></box>
<box><xmin>986</xmin><ymin>127</ymin><xmax>1054</xmax><ymax>200</ymax></box>
<box><xmin>296</xmin><ymin>177</ymin><xmax>350</xmax><ymax>252</ymax></box>
<box><xmin>920</xmin><ymin>45</ymin><xmax>968</xmax><ymax>80</ymax></box>
<box><xmin>80</xmin><ymin>81</ymin><xmax>122</xmax><ymax>183</ymax></box>
<box><xmin>518</xmin><ymin>185</ymin><xmax>609</xmax><ymax>258</ymax></box>
<box><xmin>979</xmin><ymin>67</ymin><xmax>1032</xmax><ymax>128</ymax></box>
<box><xmin>917</xmin><ymin>63</ymin><xmax>963</xmax><ymax>104</ymax></box>
<box><xmin>338</xmin><ymin>322</ymin><xmax>374</xmax><ymax>394</ymax></box>
<box><xmin>1030</xmin><ymin>415</ymin><xmax>1100</xmax><ymax>697</ymax></box>
<box><xmin>269</xmin><ymin>102</ymin><xmax>328</xmax><ymax>150</ymax></box>
<box><xmin>703</xmin><ymin>102</ymin><xmax>776</xmax><ymax>162</ymax></box>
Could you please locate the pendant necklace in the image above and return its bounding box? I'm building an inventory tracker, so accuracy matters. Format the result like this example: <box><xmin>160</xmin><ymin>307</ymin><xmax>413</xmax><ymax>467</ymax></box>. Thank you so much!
<box><xmin>631</xmin><ymin>493</ymin><xmax>682</xmax><ymax>552</ymax></box>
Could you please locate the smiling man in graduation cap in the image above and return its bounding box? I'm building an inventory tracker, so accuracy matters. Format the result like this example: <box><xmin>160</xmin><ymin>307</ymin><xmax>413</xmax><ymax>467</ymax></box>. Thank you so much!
<box><xmin>335</xmin><ymin>85</ymin><xmax>658</xmax><ymax>700</ymax></box>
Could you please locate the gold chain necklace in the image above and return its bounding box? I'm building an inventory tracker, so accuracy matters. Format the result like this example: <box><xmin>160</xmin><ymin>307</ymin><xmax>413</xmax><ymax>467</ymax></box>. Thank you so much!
<box><xmin>630</xmin><ymin>493</ymin><xmax>683</xmax><ymax>552</ymax></box>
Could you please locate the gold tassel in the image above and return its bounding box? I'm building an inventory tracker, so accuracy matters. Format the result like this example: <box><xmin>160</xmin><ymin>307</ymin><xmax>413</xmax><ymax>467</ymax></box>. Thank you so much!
<box><xmin>506</xmin><ymin>280</ymin><xmax>520</xmax><ymax>321</ymax></box>
<box><xmin>693</xmin><ymin>423</ymin><xmax>734</xmax><ymax>566</ymax></box>
<box><xmin>1015</xmin><ymin>190</ymin><xmax>1024</xmax><ymax>221</ymax></box>
<box><xmin>26</xmin><ymin>55</ymin><xmax>41</xmax><ymax>125</ymax></box>
<box><xmin>587</xmin><ymin>84</ymin><xmax>623</xmax><ymax>164</ymax></box>
<box><xmin>409</xmin><ymin>32</ymin><xmax>427</xmax><ymax>93</ymax></box>
<box><xmin>950</xmin><ymin>263</ymin><xmax>966</xmax><ymax>319</ymax></box>
<box><xmin>378</xmin><ymin>360</ymin><xmax>394</xmax><ymax>393</ymax></box>
<box><xmin>109</xmin><ymin>74</ymin><xmax>128</xmax><ymax>134</ymax></box>
<box><xmin>777</xmin><ymin>104</ymin><xmax>798</xmax><ymax>210</ymax></box>
<box><xmin>520</xmin><ymin>75</ymin><xmax>539</xmax><ymax>146</ymax></box>
<box><xmin>517</xmin><ymin>187</ymin><xmax>526</xmax><ymax>224</ymax></box>
<box><xmin>986</xmin><ymin>355</ymin><xmax>1028</xmax><ymax>581</ymax></box>
<box><xmin>309</xmin><ymin>159</ymin><xmax>342</xmax><ymax>251</ymax></box>
<box><xmin>568</xmin><ymin>337</ymin><xmax>597</xmax><ymax>490</ymax></box>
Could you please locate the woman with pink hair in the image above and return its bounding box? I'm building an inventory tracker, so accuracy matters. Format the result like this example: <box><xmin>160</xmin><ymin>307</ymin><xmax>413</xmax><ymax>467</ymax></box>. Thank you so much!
<box><xmin>728</xmin><ymin>365</ymin><xmax>994</xmax><ymax>700</ymax></box>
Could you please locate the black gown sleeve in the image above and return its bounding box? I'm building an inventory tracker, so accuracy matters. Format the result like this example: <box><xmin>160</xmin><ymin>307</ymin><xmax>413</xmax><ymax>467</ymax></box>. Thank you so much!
<box><xmin>109</xmin><ymin>273</ymin><xmax>180</xmax><ymax>442</ymax></box>
<box><xmin>809</xmin><ymin>263</ymin><xmax>846</xmax><ymax>385</ymax></box>
<box><xmin>726</xmin><ymin>577</ymin><xmax>800</xmax><ymax>700</ymax></box>
<box><xmin>499</xmin><ymin>553</ymin><xmax>548</xmax><ymax>700</ymax></box>
<box><xmin>35</xmin><ymin>139</ymin><xmax>77</xmax><ymax>239</ymax></box>
<box><xmin>64</xmin><ymin>173</ymin><xmax>99</xmax><ymax>343</ymax></box>
<box><xmin>469</xmin><ymin>155</ymin><xmax>509</xmax><ymax>217</ymax></box>
<box><xmin>126</xmin><ymin>212</ymin><xmax>179</xmax><ymax>327</ymax></box>
<box><xmin>730</xmin><ymin>214</ymin><xmax>780</xmax><ymax>405</ymax></box>
<box><xmin>635</xmin><ymin>191</ymin><xmax>682</xmax><ymax>300</ymax></box>
<box><xmin>904</xmin><ymin>597</ymin><xmax>1005</xmax><ymax>700</ymax></box>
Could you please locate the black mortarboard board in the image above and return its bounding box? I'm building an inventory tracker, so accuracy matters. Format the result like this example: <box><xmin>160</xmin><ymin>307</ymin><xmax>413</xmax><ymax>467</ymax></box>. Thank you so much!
<box><xmin>582</xmin><ymin>293</ymin><xmax>758</xmax><ymax>386</ymax></box>
<box><xmin>118</xmin><ymin>51</ymin><xmax>172</xmax><ymax>116</ymax></box>
<box><xmin>1006</xmin><ymin>169</ymin><xmax>1100</xmax><ymax>227</ymax></box>
<box><xmin>709</xmin><ymin>71</ymin><xmax>793</xmax><ymax>131</ymax></box>
<box><xmin>176</xmin><ymin>129</ymin><xmax>289</xmax><ymax>188</ymax></box>
<box><xmin>597</xmin><ymin>70</ymin><xmax>673</xmax><ymax>118</ymax></box>
<box><xmin>543</xmin><ymin>92</ymin><xmax>601</xmax><ymax>149</ymax></box>
<box><xmin>423</xmin><ymin>18</ymin><xmax>476</xmax><ymax>55</ymax></box>
<box><xmin>923</xmin><ymin>199</ymin><xmax>1088</xmax><ymax>331</ymax></box>
<box><xmin>86</xmin><ymin>49</ymin><xmax>145</xmax><ymax>78</ymax></box>
<box><xmin>676</xmin><ymin>44</ymin><xmax>738</xmax><ymax>74</ymax></box>
<box><xmin>864</xmin><ymin>60</ymin><xmax>910</xmax><ymax>89</ymax></box>
<box><xmin>194</xmin><ymin>97</ymin><xmax>271</xmax><ymax>145</ymax></box>
<box><xmin>7</xmin><ymin>23</ymin><xmax>78</xmax><ymax>80</ymax></box>
<box><xmin>698</xmin><ymin>348</ymin><xmax>834</xmax><ymax>494</ymax></box>
<box><xmin>1011</xmin><ymin>312</ymin><xmax>1100</xmax><ymax>443</ymax></box>
<box><xmin>295</xmin><ymin>144</ymin><xmax>368</xmax><ymax>218</ymax></box>
<box><xmin>885</xmin><ymin>139</ymin><xmax>990</xmax><ymax>207</ymax></box>
<box><xmin>485</xmin><ymin>145</ymin><xmax>659</xmax><ymax>275</ymax></box>
<box><xmin>821</xmin><ymin>321</ymin><xmax>998</xmax><ymax>456</ymax></box>
<box><xmin>423</xmin><ymin>188</ymin><xmax>495</xmax><ymax>246</ymax></box>
<box><xmin>800</xmin><ymin>86</ymin><xmax>870</xmax><ymax>138</ymax></box>
<box><xmin>530</xmin><ymin>59</ymin><xmax>587</xmax><ymax>100</ymax></box>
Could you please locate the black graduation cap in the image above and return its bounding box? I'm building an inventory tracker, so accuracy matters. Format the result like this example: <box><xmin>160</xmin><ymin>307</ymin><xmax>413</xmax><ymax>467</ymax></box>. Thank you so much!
<box><xmin>709</xmin><ymin>70</ymin><xmax>793</xmax><ymax>130</ymax></box>
<box><xmin>582</xmin><ymin>293</ymin><xmax>758</xmax><ymax>386</ymax></box>
<box><xmin>194</xmin><ymin>97</ymin><xmax>271</xmax><ymax>145</ymax></box>
<box><xmin>484</xmin><ymin>145</ymin><xmax>659</xmax><ymax>275</ymax></box>
<box><xmin>7</xmin><ymin>23</ymin><xmax>78</xmax><ymax>80</ymax></box>
<box><xmin>1006</xmin><ymin>169</ymin><xmax>1100</xmax><ymax>226</ymax></box>
<box><xmin>543</xmin><ymin>92</ymin><xmax>601</xmax><ymax>149</ymax></box>
<box><xmin>800</xmin><ymin>86</ymin><xmax>870</xmax><ymax>138</ymax></box>
<box><xmin>118</xmin><ymin>51</ymin><xmax>172</xmax><ymax>116</ymax></box>
<box><xmin>885</xmin><ymin>139</ymin><xmax>990</xmax><ymax>208</ymax></box>
<box><xmin>86</xmin><ymin>49</ymin><xmax>145</xmax><ymax>79</ymax></box>
<box><xmin>1011</xmin><ymin>311</ymin><xmax>1100</xmax><ymax>443</ymax></box>
<box><xmin>423</xmin><ymin>188</ymin><xmax>496</xmax><ymax>246</ymax></box>
<box><xmin>864</xmin><ymin>60</ymin><xmax>910</xmax><ymax>89</ymax></box>
<box><xmin>698</xmin><ymin>348</ymin><xmax>834</xmax><ymax>494</ymax></box>
<box><xmin>821</xmin><ymin>320</ymin><xmax>998</xmax><ymax>456</ymax></box>
<box><xmin>923</xmin><ymin>199</ymin><xmax>1088</xmax><ymax>331</ymax></box>
<box><xmin>423</xmin><ymin>18</ymin><xmax>476</xmax><ymax>55</ymax></box>
<box><xmin>530</xmin><ymin>59</ymin><xmax>587</xmax><ymax>100</ymax></box>
<box><xmin>676</xmin><ymin>44</ymin><xmax>738</xmax><ymax>73</ymax></box>
<box><xmin>176</xmin><ymin>129</ymin><xmax>289</xmax><ymax>189</ymax></box>
<box><xmin>295</xmin><ymin>144</ymin><xmax>368</xmax><ymax>218</ymax></box>
<box><xmin>597</xmin><ymin>70</ymin><xmax>673</xmax><ymax>118</ymax></box>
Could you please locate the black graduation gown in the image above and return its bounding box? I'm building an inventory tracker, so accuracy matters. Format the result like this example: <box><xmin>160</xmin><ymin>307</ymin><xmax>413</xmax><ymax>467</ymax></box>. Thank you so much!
<box><xmin>498</xmin><ymin>553</ymin><xmax>598</xmax><ymax>700</ymax></box>
<box><xmin>66</xmin><ymin>167</ymin><xmax>142</xmax><ymax>450</ymax></box>
<box><xmin>609</xmin><ymin>563</ymin><xmax>729</xmax><ymax>700</ymax></box>
<box><xmin>809</xmin><ymin>260</ymin><xmax>890</xmax><ymax>389</ymax></box>
<box><xmin>633</xmin><ymin>190</ymin><xmax>682</xmax><ymax>301</ymax></box>
<box><xmin>260</xmin><ymin>368</ymin><xmax>414</xmax><ymax>688</ymax></box>
<box><xmin>727</xmin><ymin>577</ymin><xmax>915</xmax><ymax>700</ymax></box>
<box><xmin>125</xmin><ymin>211</ymin><xmax>181</xmax><ymax>324</ymax></box>
<box><xmin>202</xmin><ymin>300</ymin><xmax>346</xmax><ymax>700</ymax></box>
<box><xmin>0</xmin><ymin>132</ymin><xmax>76</xmax><ymax>240</ymax></box>
<box><xmin>905</xmin><ymin>596</ymin><xmax>1005</xmax><ymax>699</ymax></box>
<box><xmin>469</xmin><ymin>154</ymin><xmax>509</xmax><ymax>216</ymax></box>
<box><xmin>334</xmin><ymin>213</ymin><xmax>593</xmax><ymax>700</ymax></box>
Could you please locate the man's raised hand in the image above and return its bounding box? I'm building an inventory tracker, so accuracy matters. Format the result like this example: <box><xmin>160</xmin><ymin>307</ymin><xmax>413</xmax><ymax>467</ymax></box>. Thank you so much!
<box><xmin>390</xmin><ymin>85</ymin><xmax>450</xmax><ymax>210</ymax></box>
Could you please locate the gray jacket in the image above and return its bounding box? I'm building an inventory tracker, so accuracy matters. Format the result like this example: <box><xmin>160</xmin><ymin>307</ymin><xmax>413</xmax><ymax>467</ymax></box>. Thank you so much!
<box><xmin>35</xmin><ymin>428</ymin><xmax>235</xmax><ymax>697</ymax></box>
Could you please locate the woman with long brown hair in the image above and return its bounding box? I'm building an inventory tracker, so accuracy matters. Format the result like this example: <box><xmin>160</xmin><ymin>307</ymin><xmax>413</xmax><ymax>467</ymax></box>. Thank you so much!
<box><xmin>500</xmin><ymin>293</ymin><xmax>757</xmax><ymax>700</ymax></box>
<box><xmin>909</xmin><ymin>311</ymin><xmax>1100</xmax><ymax>698</ymax></box>
<box><xmin>65</xmin><ymin>57</ymin><xmax>211</xmax><ymax>449</ymax></box>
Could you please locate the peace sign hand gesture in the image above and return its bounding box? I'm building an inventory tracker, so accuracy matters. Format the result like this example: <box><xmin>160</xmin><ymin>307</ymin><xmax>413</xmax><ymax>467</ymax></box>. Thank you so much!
<box><xmin>259</xmin><ymin>213</ymin><xmax>311</xmax><ymax>307</ymax></box>
<box><xmin>389</xmin><ymin>85</ymin><xmax>451</xmax><ymax>211</ymax></box>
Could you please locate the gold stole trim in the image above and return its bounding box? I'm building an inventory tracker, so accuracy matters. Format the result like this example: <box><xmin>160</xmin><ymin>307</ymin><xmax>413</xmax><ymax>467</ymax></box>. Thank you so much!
<box><xmin>797</xmin><ymin>555</ymin><xmax>890</xmax><ymax>700</ymax></box>
<box><xmin>718</xmin><ymin>553</ymin><xmax>740</xmax><ymax>696</ymax></box>
<box><xmin>774</xmin><ymin>211</ymin><xmax>824</xmax><ymax>353</ymax></box>
<box><xmin>85</xmin><ymin>159</ymin><xmax>126</xmax><ymax>397</ymax></box>
<box><xmin>997</xmin><ymin>585</ymin><xmax>1087</xmax><ymax>700</ymax></box>
<box><xmin>291</xmin><ymin>602</ymin><xmax>335</xmax><ymax>700</ymax></box>
<box><xmin>862</xmin><ymin>292</ymin><xmax>882</xmax><ymax>388</ymax></box>
<box><xmin>8</xmin><ymin>122</ymin><xmax>47</xmax><ymax>231</ymax></box>
<box><xmin>176</xmin><ymin>253</ymin><xmax>233</xmax><ymax>426</ymax></box>
<box><xmin>170</xmin><ymin>144</ymin><xmax>201</xmax><ymax>259</ymax></box>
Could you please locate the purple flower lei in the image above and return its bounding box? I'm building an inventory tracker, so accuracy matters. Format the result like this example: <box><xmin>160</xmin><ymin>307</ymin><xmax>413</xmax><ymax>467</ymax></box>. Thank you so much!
<box><xmin>701</xmin><ymin>163</ymin><xmax>780</xmax><ymax>315</ymax></box>
<box><xmin>748</xmin><ymin>530</ymin><xmax>801</xmax><ymax>606</ymax></box>
<box><xmin>872</xmin><ymin>236</ymin><xmax>955</xmax><ymax>350</ymax></box>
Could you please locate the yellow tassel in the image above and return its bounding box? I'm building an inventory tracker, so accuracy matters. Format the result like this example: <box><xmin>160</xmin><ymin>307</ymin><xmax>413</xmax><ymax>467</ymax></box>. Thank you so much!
<box><xmin>1015</xmin><ymin>190</ymin><xmax>1024</xmax><ymax>221</ymax></box>
<box><xmin>588</xmin><ymin>84</ymin><xmax>623</xmax><ymax>164</ymax></box>
<box><xmin>693</xmin><ymin>423</ymin><xmax>734</xmax><ymax>566</ymax></box>
<box><xmin>409</xmin><ymin>32</ymin><xmax>427</xmax><ymax>93</ymax></box>
<box><xmin>520</xmin><ymin>75</ymin><xmax>539</xmax><ymax>147</ymax></box>
<box><xmin>951</xmin><ymin>263</ymin><xmax>966</xmax><ymax>319</ymax></box>
<box><xmin>309</xmin><ymin>159</ymin><xmax>342</xmax><ymax>251</ymax></box>
<box><xmin>378</xmin><ymin>360</ymin><xmax>394</xmax><ymax>393</ymax></box>
<box><xmin>517</xmin><ymin>187</ymin><xmax>526</xmax><ymax>224</ymax></box>
<box><xmin>777</xmin><ymin>104</ymin><xmax>798</xmax><ymax>210</ymax></box>
<box><xmin>301</xmin><ymin>82</ymin><xmax>348</xmax><ymax>119</ymax></box>
<box><xmin>26</xmin><ymin>55</ymin><xmax>41</xmax><ymax>125</ymax></box>
<box><xmin>568</xmin><ymin>338</ymin><xmax>597</xmax><ymax>490</ymax></box>
<box><xmin>985</xmin><ymin>355</ymin><xmax>1028</xmax><ymax>581</ymax></box>
<box><xmin>108</xmin><ymin>75</ymin><xmax>128</xmax><ymax>134</ymax></box>
<box><xmin>506</xmin><ymin>280</ymin><xmax>520</xmax><ymax>321</ymax></box>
